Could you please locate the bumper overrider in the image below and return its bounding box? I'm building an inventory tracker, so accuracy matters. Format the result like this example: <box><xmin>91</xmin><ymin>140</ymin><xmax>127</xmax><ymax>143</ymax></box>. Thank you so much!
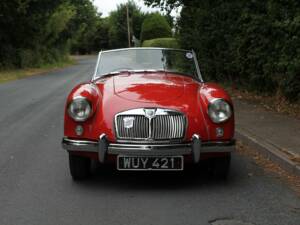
<box><xmin>62</xmin><ymin>134</ymin><xmax>235</xmax><ymax>163</ymax></box>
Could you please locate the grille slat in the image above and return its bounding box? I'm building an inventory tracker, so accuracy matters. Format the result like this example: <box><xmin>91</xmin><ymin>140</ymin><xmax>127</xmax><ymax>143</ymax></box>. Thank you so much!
<box><xmin>116</xmin><ymin>110</ymin><xmax>186</xmax><ymax>141</ymax></box>
<box><xmin>117</xmin><ymin>115</ymin><xmax>149</xmax><ymax>139</ymax></box>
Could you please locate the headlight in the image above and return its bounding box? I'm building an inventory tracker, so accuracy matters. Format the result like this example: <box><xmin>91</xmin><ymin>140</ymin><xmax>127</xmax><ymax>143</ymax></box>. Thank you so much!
<box><xmin>208</xmin><ymin>99</ymin><xmax>232</xmax><ymax>123</ymax></box>
<box><xmin>68</xmin><ymin>97</ymin><xmax>92</xmax><ymax>122</ymax></box>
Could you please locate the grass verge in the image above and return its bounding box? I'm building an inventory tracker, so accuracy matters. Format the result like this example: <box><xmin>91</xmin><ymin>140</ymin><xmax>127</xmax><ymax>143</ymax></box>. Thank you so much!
<box><xmin>0</xmin><ymin>57</ymin><xmax>76</xmax><ymax>84</ymax></box>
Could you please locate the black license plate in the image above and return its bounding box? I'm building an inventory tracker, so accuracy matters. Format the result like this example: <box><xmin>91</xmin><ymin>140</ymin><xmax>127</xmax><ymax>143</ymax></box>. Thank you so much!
<box><xmin>117</xmin><ymin>156</ymin><xmax>183</xmax><ymax>171</ymax></box>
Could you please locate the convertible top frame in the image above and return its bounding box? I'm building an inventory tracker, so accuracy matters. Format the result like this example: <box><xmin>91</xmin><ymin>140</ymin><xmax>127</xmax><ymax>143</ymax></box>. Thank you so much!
<box><xmin>92</xmin><ymin>47</ymin><xmax>204</xmax><ymax>82</ymax></box>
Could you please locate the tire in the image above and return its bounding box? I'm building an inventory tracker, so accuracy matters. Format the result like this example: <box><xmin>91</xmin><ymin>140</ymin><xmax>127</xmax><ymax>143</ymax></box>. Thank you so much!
<box><xmin>210</xmin><ymin>154</ymin><xmax>231</xmax><ymax>179</ymax></box>
<box><xmin>69</xmin><ymin>154</ymin><xmax>91</xmax><ymax>181</ymax></box>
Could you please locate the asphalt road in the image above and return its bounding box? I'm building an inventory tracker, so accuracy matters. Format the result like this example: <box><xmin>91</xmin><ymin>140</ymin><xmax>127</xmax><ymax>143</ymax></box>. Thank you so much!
<box><xmin>0</xmin><ymin>57</ymin><xmax>299</xmax><ymax>225</ymax></box>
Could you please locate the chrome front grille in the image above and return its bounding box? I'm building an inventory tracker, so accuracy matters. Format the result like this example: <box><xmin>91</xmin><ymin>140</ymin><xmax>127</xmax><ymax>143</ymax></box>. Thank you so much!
<box><xmin>116</xmin><ymin>115</ymin><xmax>149</xmax><ymax>139</ymax></box>
<box><xmin>152</xmin><ymin>115</ymin><xmax>186</xmax><ymax>140</ymax></box>
<box><xmin>115</xmin><ymin>108</ymin><xmax>186</xmax><ymax>141</ymax></box>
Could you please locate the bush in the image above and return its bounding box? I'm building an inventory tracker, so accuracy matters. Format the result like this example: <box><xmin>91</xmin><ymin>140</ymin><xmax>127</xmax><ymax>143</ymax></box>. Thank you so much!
<box><xmin>17</xmin><ymin>49</ymin><xmax>38</xmax><ymax>68</ymax></box>
<box><xmin>280</xmin><ymin>71</ymin><xmax>300</xmax><ymax>102</ymax></box>
<box><xmin>0</xmin><ymin>0</ymin><xmax>104</xmax><ymax>69</ymax></box>
<box><xmin>142</xmin><ymin>38</ymin><xmax>180</xmax><ymax>48</ymax></box>
<box><xmin>140</xmin><ymin>13</ymin><xmax>172</xmax><ymax>42</ymax></box>
<box><xmin>177</xmin><ymin>0</ymin><xmax>300</xmax><ymax>102</ymax></box>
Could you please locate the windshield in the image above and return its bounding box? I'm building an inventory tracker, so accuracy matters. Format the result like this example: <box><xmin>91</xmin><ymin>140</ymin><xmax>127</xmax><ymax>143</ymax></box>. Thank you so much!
<box><xmin>94</xmin><ymin>48</ymin><xmax>200</xmax><ymax>79</ymax></box>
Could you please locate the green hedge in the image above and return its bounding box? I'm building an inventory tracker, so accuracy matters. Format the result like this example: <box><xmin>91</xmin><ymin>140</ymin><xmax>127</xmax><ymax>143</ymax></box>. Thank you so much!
<box><xmin>140</xmin><ymin>13</ymin><xmax>172</xmax><ymax>42</ymax></box>
<box><xmin>142</xmin><ymin>38</ymin><xmax>180</xmax><ymax>48</ymax></box>
<box><xmin>177</xmin><ymin>0</ymin><xmax>300</xmax><ymax>102</ymax></box>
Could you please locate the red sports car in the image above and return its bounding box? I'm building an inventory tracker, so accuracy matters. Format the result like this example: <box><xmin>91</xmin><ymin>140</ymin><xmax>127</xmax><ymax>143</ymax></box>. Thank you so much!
<box><xmin>62</xmin><ymin>48</ymin><xmax>235</xmax><ymax>180</ymax></box>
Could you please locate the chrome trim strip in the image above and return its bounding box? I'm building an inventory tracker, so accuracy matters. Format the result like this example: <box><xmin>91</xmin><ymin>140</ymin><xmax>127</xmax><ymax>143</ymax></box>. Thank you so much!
<box><xmin>116</xmin><ymin>108</ymin><xmax>184</xmax><ymax>116</ymax></box>
<box><xmin>100</xmin><ymin>47</ymin><xmax>191</xmax><ymax>53</ymax></box>
<box><xmin>192</xmin><ymin>50</ymin><xmax>204</xmax><ymax>82</ymax></box>
<box><xmin>109</xmin><ymin>143</ymin><xmax>191</xmax><ymax>150</ymax></box>
<box><xmin>62</xmin><ymin>138</ymin><xmax>98</xmax><ymax>152</ymax></box>
<box><xmin>62</xmin><ymin>137</ymin><xmax>235</xmax><ymax>158</ymax></box>
<box><xmin>93</xmin><ymin>51</ymin><xmax>102</xmax><ymax>79</ymax></box>
<box><xmin>115</xmin><ymin>140</ymin><xmax>185</xmax><ymax>144</ymax></box>
<box><xmin>62</xmin><ymin>138</ymin><xmax>98</xmax><ymax>145</ymax></box>
<box><xmin>109</xmin><ymin>143</ymin><xmax>191</xmax><ymax>148</ymax></box>
<box><xmin>108</xmin><ymin>147</ymin><xmax>191</xmax><ymax>156</ymax></box>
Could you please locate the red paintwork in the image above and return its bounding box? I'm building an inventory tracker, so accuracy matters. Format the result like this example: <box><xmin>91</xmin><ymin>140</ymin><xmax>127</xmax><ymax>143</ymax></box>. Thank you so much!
<box><xmin>64</xmin><ymin>72</ymin><xmax>235</xmax><ymax>155</ymax></box>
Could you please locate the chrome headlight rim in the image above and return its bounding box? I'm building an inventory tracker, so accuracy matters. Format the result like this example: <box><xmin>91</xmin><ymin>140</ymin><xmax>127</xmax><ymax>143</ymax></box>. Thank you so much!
<box><xmin>68</xmin><ymin>96</ymin><xmax>92</xmax><ymax>122</ymax></box>
<box><xmin>208</xmin><ymin>98</ymin><xmax>232</xmax><ymax>124</ymax></box>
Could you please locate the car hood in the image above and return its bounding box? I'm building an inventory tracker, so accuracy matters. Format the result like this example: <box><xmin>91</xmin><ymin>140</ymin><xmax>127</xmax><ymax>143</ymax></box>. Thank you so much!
<box><xmin>113</xmin><ymin>72</ymin><xmax>185</xmax><ymax>103</ymax></box>
<box><xmin>66</xmin><ymin>76</ymin><xmax>234</xmax><ymax>142</ymax></box>
<box><xmin>92</xmin><ymin>72</ymin><xmax>213</xmax><ymax>141</ymax></box>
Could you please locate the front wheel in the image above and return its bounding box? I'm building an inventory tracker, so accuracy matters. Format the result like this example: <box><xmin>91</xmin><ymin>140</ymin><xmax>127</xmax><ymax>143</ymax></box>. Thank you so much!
<box><xmin>210</xmin><ymin>154</ymin><xmax>231</xmax><ymax>179</ymax></box>
<box><xmin>69</xmin><ymin>154</ymin><xmax>91</xmax><ymax>181</ymax></box>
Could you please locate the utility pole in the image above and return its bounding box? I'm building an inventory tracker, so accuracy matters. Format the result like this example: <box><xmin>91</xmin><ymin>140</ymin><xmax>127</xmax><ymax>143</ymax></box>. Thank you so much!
<box><xmin>126</xmin><ymin>3</ymin><xmax>131</xmax><ymax>48</ymax></box>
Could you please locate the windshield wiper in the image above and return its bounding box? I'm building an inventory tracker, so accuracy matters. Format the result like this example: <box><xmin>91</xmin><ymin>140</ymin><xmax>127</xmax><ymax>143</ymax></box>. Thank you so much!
<box><xmin>93</xmin><ymin>70</ymin><xmax>131</xmax><ymax>80</ymax></box>
<box><xmin>127</xmin><ymin>69</ymin><xmax>166</xmax><ymax>73</ymax></box>
<box><xmin>107</xmin><ymin>70</ymin><xmax>131</xmax><ymax>75</ymax></box>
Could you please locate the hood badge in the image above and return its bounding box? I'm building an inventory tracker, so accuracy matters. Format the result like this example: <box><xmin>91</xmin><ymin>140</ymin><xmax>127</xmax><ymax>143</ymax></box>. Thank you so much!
<box><xmin>144</xmin><ymin>108</ymin><xmax>156</xmax><ymax>119</ymax></box>
<box><xmin>123</xmin><ymin>117</ymin><xmax>135</xmax><ymax>129</ymax></box>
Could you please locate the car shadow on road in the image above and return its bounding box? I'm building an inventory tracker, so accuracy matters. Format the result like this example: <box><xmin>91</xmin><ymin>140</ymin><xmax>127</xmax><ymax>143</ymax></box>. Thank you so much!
<box><xmin>75</xmin><ymin>160</ymin><xmax>242</xmax><ymax>191</ymax></box>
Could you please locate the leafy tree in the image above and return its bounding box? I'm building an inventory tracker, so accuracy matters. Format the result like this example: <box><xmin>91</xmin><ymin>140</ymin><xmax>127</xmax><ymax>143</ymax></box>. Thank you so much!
<box><xmin>0</xmin><ymin>0</ymin><xmax>68</xmax><ymax>68</ymax></box>
<box><xmin>68</xmin><ymin>0</ymin><xmax>101</xmax><ymax>54</ymax></box>
<box><xmin>92</xmin><ymin>17</ymin><xmax>110</xmax><ymax>51</ymax></box>
<box><xmin>0</xmin><ymin>0</ymin><xmax>109</xmax><ymax>68</ymax></box>
<box><xmin>140</xmin><ymin>13</ymin><xmax>172</xmax><ymax>43</ymax></box>
<box><xmin>108</xmin><ymin>1</ymin><xmax>146</xmax><ymax>49</ymax></box>
<box><xmin>143</xmin><ymin>0</ymin><xmax>182</xmax><ymax>14</ymax></box>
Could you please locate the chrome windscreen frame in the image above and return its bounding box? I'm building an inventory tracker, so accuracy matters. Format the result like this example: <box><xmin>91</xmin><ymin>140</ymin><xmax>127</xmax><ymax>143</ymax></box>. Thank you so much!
<box><xmin>93</xmin><ymin>51</ymin><xmax>102</xmax><ymax>79</ymax></box>
<box><xmin>114</xmin><ymin>108</ymin><xmax>188</xmax><ymax>144</ymax></box>
<box><xmin>92</xmin><ymin>47</ymin><xmax>204</xmax><ymax>82</ymax></box>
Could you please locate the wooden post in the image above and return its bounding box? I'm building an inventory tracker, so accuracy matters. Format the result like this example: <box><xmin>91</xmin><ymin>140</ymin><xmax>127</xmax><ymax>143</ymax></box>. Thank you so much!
<box><xmin>126</xmin><ymin>4</ymin><xmax>131</xmax><ymax>48</ymax></box>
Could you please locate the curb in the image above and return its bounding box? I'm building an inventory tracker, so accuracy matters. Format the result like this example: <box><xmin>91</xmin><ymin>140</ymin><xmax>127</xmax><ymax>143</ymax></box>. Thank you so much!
<box><xmin>235</xmin><ymin>127</ymin><xmax>300</xmax><ymax>177</ymax></box>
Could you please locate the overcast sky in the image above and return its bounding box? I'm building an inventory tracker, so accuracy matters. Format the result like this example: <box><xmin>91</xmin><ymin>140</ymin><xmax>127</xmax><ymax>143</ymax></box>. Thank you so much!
<box><xmin>93</xmin><ymin>0</ymin><xmax>161</xmax><ymax>17</ymax></box>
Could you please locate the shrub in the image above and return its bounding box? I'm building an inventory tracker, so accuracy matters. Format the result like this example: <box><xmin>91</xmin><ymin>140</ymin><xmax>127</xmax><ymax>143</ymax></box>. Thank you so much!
<box><xmin>142</xmin><ymin>38</ymin><xmax>180</xmax><ymax>48</ymax></box>
<box><xmin>177</xmin><ymin>0</ymin><xmax>300</xmax><ymax>102</ymax></box>
<box><xmin>280</xmin><ymin>71</ymin><xmax>300</xmax><ymax>102</ymax></box>
<box><xmin>140</xmin><ymin>13</ymin><xmax>172</xmax><ymax>42</ymax></box>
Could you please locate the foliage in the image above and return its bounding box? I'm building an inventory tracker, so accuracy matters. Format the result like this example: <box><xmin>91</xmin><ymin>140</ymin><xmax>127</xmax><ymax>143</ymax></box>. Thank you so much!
<box><xmin>0</xmin><ymin>0</ymin><xmax>109</xmax><ymax>69</ymax></box>
<box><xmin>140</xmin><ymin>13</ymin><xmax>172</xmax><ymax>42</ymax></box>
<box><xmin>69</xmin><ymin>0</ymin><xmax>100</xmax><ymax>54</ymax></box>
<box><xmin>93</xmin><ymin>17</ymin><xmax>110</xmax><ymax>51</ymax></box>
<box><xmin>144</xmin><ymin>0</ymin><xmax>300</xmax><ymax>102</ymax></box>
<box><xmin>143</xmin><ymin>0</ymin><xmax>182</xmax><ymax>14</ymax></box>
<box><xmin>0</xmin><ymin>0</ymin><xmax>162</xmax><ymax>70</ymax></box>
<box><xmin>107</xmin><ymin>1</ymin><xmax>146</xmax><ymax>49</ymax></box>
<box><xmin>0</xmin><ymin>0</ymin><xmax>64</xmax><ymax>68</ymax></box>
<box><xmin>142</xmin><ymin>38</ymin><xmax>179</xmax><ymax>48</ymax></box>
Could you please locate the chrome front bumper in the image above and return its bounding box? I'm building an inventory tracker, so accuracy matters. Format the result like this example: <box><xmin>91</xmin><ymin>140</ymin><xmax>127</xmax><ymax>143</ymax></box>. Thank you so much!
<box><xmin>62</xmin><ymin>134</ymin><xmax>235</xmax><ymax>163</ymax></box>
